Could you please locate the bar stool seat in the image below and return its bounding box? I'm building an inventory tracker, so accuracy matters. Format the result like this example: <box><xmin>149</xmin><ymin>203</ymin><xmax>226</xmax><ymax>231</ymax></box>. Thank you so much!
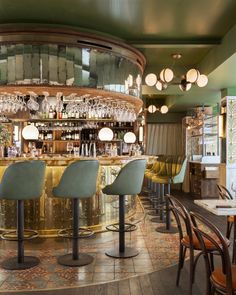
<box><xmin>52</xmin><ymin>159</ymin><xmax>99</xmax><ymax>267</ymax></box>
<box><xmin>0</xmin><ymin>160</ymin><xmax>46</xmax><ymax>270</ymax></box>
<box><xmin>102</xmin><ymin>159</ymin><xmax>146</xmax><ymax>259</ymax></box>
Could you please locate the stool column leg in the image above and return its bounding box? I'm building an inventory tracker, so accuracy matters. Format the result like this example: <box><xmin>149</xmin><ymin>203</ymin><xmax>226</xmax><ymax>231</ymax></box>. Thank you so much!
<box><xmin>119</xmin><ymin>195</ymin><xmax>125</xmax><ymax>253</ymax></box>
<box><xmin>72</xmin><ymin>198</ymin><xmax>79</xmax><ymax>260</ymax></box>
<box><xmin>166</xmin><ymin>183</ymin><xmax>171</xmax><ymax>230</ymax></box>
<box><xmin>17</xmin><ymin>200</ymin><xmax>24</xmax><ymax>264</ymax></box>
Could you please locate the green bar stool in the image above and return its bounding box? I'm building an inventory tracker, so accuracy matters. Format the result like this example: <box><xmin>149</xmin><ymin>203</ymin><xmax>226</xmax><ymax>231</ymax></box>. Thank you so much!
<box><xmin>102</xmin><ymin>159</ymin><xmax>146</xmax><ymax>258</ymax></box>
<box><xmin>0</xmin><ymin>160</ymin><xmax>46</xmax><ymax>270</ymax></box>
<box><xmin>52</xmin><ymin>159</ymin><xmax>99</xmax><ymax>267</ymax></box>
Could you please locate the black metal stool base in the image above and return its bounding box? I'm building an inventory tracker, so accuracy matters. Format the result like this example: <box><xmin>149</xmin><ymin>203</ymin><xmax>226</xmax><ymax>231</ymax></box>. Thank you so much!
<box><xmin>1</xmin><ymin>256</ymin><xmax>40</xmax><ymax>270</ymax></box>
<box><xmin>105</xmin><ymin>247</ymin><xmax>139</xmax><ymax>258</ymax></box>
<box><xmin>155</xmin><ymin>226</ymin><xmax>178</xmax><ymax>234</ymax></box>
<box><xmin>57</xmin><ymin>253</ymin><xmax>94</xmax><ymax>267</ymax></box>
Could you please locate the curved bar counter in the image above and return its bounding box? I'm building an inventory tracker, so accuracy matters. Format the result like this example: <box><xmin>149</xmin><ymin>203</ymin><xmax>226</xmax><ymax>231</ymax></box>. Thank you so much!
<box><xmin>0</xmin><ymin>156</ymin><xmax>147</xmax><ymax>236</ymax></box>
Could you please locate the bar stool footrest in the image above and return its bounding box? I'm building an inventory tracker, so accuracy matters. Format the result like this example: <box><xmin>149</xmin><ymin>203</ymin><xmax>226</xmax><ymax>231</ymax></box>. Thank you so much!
<box><xmin>106</xmin><ymin>223</ymin><xmax>137</xmax><ymax>232</ymax></box>
<box><xmin>58</xmin><ymin>227</ymin><xmax>94</xmax><ymax>239</ymax></box>
<box><xmin>1</xmin><ymin>256</ymin><xmax>40</xmax><ymax>270</ymax></box>
<box><xmin>1</xmin><ymin>229</ymin><xmax>38</xmax><ymax>241</ymax></box>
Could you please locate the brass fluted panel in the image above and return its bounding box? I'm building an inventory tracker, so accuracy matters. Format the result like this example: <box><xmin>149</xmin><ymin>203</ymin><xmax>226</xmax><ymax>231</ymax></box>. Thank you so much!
<box><xmin>0</xmin><ymin>157</ymin><xmax>138</xmax><ymax>236</ymax></box>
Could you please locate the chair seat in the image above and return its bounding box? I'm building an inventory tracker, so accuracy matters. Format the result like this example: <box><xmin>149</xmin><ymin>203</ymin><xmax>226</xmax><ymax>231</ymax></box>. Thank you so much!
<box><xmin>211</xmin><ymin>265</ymin><xmax>236</xmax><ymax>291</ymax></box>
<box><xmin>228</xmin><ymin>215</ymin><xmax>235</xmax><ymax>223</ymax></box>
<box><xmin>181</xmin><ymin>234</ymin><xmax>230</xmax><ymax>250</ymax></box>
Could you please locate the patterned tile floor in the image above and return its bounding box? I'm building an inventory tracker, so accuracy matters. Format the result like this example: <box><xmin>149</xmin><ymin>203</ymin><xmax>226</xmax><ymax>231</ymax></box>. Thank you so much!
<box><xmin>0</xmin><ymin>196</ymin><xmax>181</xmax><ymax>291</ymax></box>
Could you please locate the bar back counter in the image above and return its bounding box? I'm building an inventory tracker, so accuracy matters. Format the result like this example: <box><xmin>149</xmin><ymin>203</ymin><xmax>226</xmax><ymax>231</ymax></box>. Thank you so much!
<box><xmin>0</xmin><ymin>156</ymin><xmax>147</xmax><ymax>236</ymax></box>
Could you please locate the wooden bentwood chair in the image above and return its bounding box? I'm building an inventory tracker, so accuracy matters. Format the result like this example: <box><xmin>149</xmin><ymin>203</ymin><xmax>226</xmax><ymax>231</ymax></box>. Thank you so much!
<box><xmin>191</xmin><ymin>212</ymin><xmax>235</xmax><ymax>295</ymax></box>
<box><xmin>167</xmin><ymin>195</ymin><xmax>230</xmax><ymax>295</ymax></box>
<box><xmin>217</xmin><ymin>184</ymin><xmax>234</xmax><ymax>239</ymax></box>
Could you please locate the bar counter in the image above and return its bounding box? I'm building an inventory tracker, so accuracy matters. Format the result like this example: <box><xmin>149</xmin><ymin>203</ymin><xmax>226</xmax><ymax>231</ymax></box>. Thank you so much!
<box><xmin>0</xmin><ymin>155</ymin><xmax>148</xmax><ymax>236</ymax></box>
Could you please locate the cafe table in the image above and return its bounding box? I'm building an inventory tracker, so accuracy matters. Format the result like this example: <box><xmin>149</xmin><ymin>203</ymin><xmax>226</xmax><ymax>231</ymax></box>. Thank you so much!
<box><xmin>194</xmin><ymin>199</ymin><xmax>236</xmax><ymax>264</ymax></box>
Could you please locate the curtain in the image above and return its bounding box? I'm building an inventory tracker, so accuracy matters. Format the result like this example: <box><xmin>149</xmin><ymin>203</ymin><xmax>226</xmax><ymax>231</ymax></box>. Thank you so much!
<box><xmin>146</xmin><ymin>123</ymin><xmax>183</xmax><ymax>155</ymax></box>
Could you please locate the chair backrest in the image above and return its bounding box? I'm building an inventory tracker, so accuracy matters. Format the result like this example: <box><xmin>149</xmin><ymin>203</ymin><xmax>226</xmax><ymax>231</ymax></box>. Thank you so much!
<box><xmin>217</xmin><ymin>184</ymin><xmax>233</xmax><ymax>200</ymax></box>
<box><xmin>53</xmin><ymin>159</ymin><xmax>99</xmax><ymax>198</ymax></box>
<box><xmin>104</xmin><ymin>159</ymin><xmax>147</xmax><ymax>195</ymax></box>
<box><xmin>190</xmin><ymin>212</ymin><xmax>233</xmax><ymax>295</ymax></box>
<box><xmin>0</xmin><ymin>160</ymin><xmax>46</xmax><ymax>200</ymax></box>
<box><xmin>166</xmin><ymin>195</ymin><xmax>193</xmax><ymax>245</ymax></box>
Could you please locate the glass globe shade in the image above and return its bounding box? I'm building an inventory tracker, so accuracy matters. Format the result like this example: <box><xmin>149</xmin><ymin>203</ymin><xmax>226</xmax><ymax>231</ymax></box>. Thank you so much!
<box><xmin>160</xmin><ymin>105</ymin><xmax>169</xmax><ymax>114</ymax></box>
<box><xmin>98</xmin><ymin>127</ymin><xmax>114</xmax><ymax>141</ymax></box>
<box><xmin>156</xmin><ymin>80</ymin><xmax>168</xmax><ymax>91</ymax></box>
<box><xmin>145</xmin><ymin>73</ymin><xmax>157</xmax><ymax>86</ymax></box>
<box><xmin>22</xmin><ymin>124</ymin><xmax>39</xmax><ymax>140</ymax></box>
<box><xmin>197</xmin><ymin>74</ymin><xmax>208</xmax><ymax>87</ymax></box>
<box><xmin>186</xmin><ymin>69</ymin><xmax>200</xmax><ymax>83</ymax></box>
<box><xmin>148</xmin><ymin>105</ymin><xmax>157</xmax><ymax>113</ymax></box>
<box><xmin>124</xmin><ymin>132</ymin><xmax>136</xmax><ymax>144</ymax></box>
<box><xmin>160</xmin><ymin>68</ymin><xmax>174</xmax><ymax>83</ymax></box>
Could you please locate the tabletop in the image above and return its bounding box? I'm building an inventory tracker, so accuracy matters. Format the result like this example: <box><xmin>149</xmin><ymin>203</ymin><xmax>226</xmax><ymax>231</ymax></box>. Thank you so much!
<box><xmin>194</xmin><ymin>199</ymin><xmax>236</xmax><ymax>216</ymax></box>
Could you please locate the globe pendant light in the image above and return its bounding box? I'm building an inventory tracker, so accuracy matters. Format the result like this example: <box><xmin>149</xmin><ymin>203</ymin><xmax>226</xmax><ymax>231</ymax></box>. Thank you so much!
<box><xmin>124</xmin><ymin>132</ymin><xmax>136</xmax><ymax>144</ymax></box>
<box><xmin>145</xmin><ymin>73</ymin><xmax>157</xmax><ymax>86</ymax></box>
<box><xmin>160</xmin><ymin>105</ymin><xmax>169</xmax><ymax>114</ymax></box>
<box><xmin>197</xmin><ymin>74</ymin><xmax>208</xmax><ymax>87</ymax></box>
<box><xmin>148</xmin><ymin>105</ymin><xmax>157</xmax><ymax>113</ymax></box>
<box><xmin>159</xmin><ymin>68</ymin><xmax>174</xmax><ymax>83</ymax></box>
<box><xmin>22</xmin><ymin>124</ymin><xmax>39</xmax><ymax>140</ymax></box>
<box><xmin>145</xmin><ymin>53</ymin><xmax>208</xmax><ymax>92</ymax></box>
<box><xmin>186</xmin><ymin>69</ymin><xmax>200</xmax><ymax>83</ymax></box>
<box><xmin>98</xmin><ymin>127</ymin><xmax>114</xmax><ymax>141</ymax></box>
<box><xmin>156</xmin><ymin>80</ymin><xmax>168</xmax><ymax>91</ymax></box>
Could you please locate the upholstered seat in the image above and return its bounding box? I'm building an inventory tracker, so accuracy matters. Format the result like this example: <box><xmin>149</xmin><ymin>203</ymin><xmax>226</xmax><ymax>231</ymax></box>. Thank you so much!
<box><xmin>103</xmin><ymin>159</ymin><xmax>146</xmax><ymax>258</ymax></box>
<box><xmin>53</xmin><ymin>160</ymin><xmax>99</xmax><ymax>267</ymax></box>
<box><xmin>211</xmin><ymin>266</ymin><xmax>236</xmax><ymax>292</ymax></box>
<box><xmin>0</xmin><ymin>160</ymin><xmax>46</xmax><ymax>270</ymax></box>
<box><xmin>182</xmin><ymin>234</ymin><xmax>230</xmax><ymax>250</ymax></box>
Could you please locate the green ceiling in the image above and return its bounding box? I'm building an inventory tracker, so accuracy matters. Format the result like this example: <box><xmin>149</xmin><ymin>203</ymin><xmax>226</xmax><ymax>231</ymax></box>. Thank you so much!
<box><xmin>0</xmin><ymin>0</ymin><xmax>235</xmax><ymax>111</ymax></box>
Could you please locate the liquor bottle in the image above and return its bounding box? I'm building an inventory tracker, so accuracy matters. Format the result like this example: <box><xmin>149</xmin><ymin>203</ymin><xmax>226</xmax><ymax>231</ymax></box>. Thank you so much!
<box><xmin>49</xmin><ymin>105</ymin><xmax>54</xmax><ymax>119</ymax></box>
<box><xmin>53</xmin><ymin>107</ymin><xmax>57</xmax><ymax>119</ymax></box>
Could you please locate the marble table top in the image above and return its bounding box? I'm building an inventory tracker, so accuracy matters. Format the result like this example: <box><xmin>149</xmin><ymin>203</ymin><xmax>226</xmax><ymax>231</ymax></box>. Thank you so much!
<box><xmin>194</xmin><ymin>199</ymin><xmax>236</xmax><ymax>216</ymax></box>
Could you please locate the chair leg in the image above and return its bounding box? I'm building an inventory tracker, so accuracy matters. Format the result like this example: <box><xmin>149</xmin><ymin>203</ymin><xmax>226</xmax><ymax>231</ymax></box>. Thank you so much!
<box><xmin>176</xmin><ymin>245</ymin><xmax>186</xmax><ymax>286</ymax></box>
<box><xmin>1</xmin><ymin>200</ymin><xmax>40</xmax><ymax>270</ymax></box>
<box><xmin>106</xmin><ymin>195</ymin><xmax>139</xmax><ymax>258</ymax></box>
<box><xmin>226</xmin><ymin>220</ymin><xmax>233</xmax><ymax>239</ymax></box>
<box><xmin>57</xmin><ymin>198</ymin><xmax>94</xmax><ymax>267</ymax></box>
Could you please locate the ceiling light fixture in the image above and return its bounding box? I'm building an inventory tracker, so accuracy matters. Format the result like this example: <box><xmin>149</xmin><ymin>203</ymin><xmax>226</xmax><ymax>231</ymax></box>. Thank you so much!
<box><xmin>145</xmin><ymin>54</ymin><xmax>208</xmax><ymax>92</ymax></box>
<box><xmin>147</xmin><ymin>104</ymin><xmax>169</xmax><ymax>114</ymax></box>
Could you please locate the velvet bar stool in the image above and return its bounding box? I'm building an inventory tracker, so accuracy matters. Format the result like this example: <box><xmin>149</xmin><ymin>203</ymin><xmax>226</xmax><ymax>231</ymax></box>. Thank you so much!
<box><xmin>0</xmin><ymin>160</ymin><xmax>46</xmax><ymax>270</ymax></box>
<box><xmin>52</xmin><ymin>159</ymin><xmax>99</xmax><ymax>267</ymax></box>
<box><xmin>102</xmin><ymin>159</ymin><xmax>146</xmax><ymax>258</ymax></box>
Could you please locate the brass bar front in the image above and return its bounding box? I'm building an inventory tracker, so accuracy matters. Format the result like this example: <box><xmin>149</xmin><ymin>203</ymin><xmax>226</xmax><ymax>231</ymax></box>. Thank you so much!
<box><xmin>0</xmin><ymin>156</ymin><xmax>140</xmax><ymax>237</ymax></box>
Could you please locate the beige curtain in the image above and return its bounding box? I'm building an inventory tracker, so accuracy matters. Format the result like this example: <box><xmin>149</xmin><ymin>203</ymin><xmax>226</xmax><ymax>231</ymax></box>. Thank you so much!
<box><xmin>146</xmin><ymin>123</ymin><xmax>183</xmax><ymax>155</ymax></box>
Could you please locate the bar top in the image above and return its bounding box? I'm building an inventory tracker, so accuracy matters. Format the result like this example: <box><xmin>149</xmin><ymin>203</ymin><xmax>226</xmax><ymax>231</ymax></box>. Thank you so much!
<box><xmin>0</xmin><ymin>155</ymin><xmax>150</xmax><ymax>166</ymax></box>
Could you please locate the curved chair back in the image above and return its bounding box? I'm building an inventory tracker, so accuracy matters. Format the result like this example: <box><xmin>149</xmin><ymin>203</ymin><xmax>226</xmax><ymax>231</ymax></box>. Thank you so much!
<box><xmin>103</xmin><ymin>159</ymin><xmax>147</xmax><ymax>195</ymax></box>
<box><xmin>190</xmin><ymin>212</ymin><xmax>233</xmax><ymax>294</ymax></box>
<box><xmin>167</xmin><ymin>195</ymin><xmax>193</xmax><ymax>245</ymax></box>
<box><xmin>53</xmin><ymin>160</ymin><xmax>99</xmax><ymax>198</ymax></box>
<box><xmin>0</xmin><ymin>160</ymin><xmax>46</xmax><ymax>200</ymax></box>
<box><xmin>217</xmin><ymin>184</ymin><xmax>233</xmax><ymax>200</ymax></box>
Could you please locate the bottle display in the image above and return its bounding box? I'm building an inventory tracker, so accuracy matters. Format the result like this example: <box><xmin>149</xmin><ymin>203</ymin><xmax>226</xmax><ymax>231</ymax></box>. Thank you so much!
<box><xmin>24</xmin><ymin>120</ymin><xmax>136</xmax><ymax>156</ymax></box>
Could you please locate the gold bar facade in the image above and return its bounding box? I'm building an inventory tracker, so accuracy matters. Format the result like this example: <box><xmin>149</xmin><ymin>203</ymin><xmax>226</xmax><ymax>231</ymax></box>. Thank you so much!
<box><xmin>0</xmin><ymin>157</ymin><xmax>138</xmax><ymax>236</ymax></box>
